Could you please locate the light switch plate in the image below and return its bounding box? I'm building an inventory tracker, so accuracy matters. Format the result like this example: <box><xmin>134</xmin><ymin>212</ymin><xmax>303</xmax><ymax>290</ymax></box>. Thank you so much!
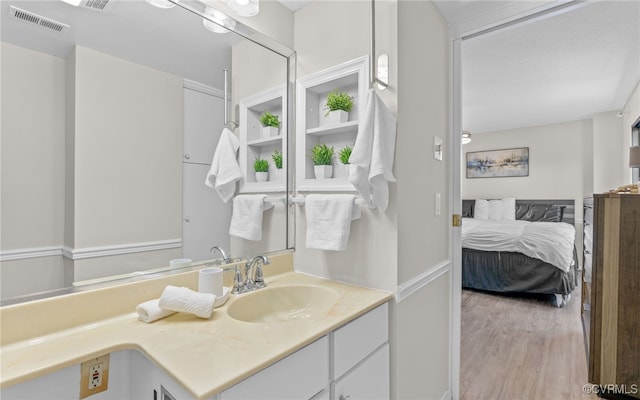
<box><xmin>434</xmin><ymin>136</ymin><xmax>443</xmax><ymax>161</ymax></box>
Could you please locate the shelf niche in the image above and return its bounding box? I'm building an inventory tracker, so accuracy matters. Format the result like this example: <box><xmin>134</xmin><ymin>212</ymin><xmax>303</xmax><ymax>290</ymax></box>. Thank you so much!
<box><xmin>296</xmin><ymin>56</ymin><xmax>369</xmax><ymax>192</ymax></box>
<box><xmin>239</xmin><ymin>84</ymin><xmax>287</xmax><ymax>193</ymax></box>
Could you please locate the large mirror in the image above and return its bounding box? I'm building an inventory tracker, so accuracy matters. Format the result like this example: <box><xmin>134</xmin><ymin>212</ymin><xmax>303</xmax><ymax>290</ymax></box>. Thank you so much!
<box><xmin>0</xmin><ymin>0</ymin><xmax>293</xmax><ymax>303</ymax></box>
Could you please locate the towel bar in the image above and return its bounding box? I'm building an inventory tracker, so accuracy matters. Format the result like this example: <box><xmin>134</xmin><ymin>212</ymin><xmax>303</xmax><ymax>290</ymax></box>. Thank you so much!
<box><xmin>264</xmin><ymin>196</ymin><xmax>286</xmax><ymax>204</ymax></box>
<box><xmin>290</xmin><ymin>195</ymin><xmax>367</xmax><ymax>206</ymax></box>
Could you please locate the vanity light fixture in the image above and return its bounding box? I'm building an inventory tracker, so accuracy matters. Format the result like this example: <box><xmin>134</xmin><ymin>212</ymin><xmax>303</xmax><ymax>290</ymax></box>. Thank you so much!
<box><xmin>145</xmin><ymin>0</ymin><xmax>178</xmax><ymax>9</ymax></box>
<box><xmin>203</xmin><ymin>7</ymin><xmax>236</xmax><ymax>34</ymax></box>
<box><xmin>225</xmin><ymin>0</ymin><xmax>259</xmax><ymax>17</ymax></box>
<box><xmin>461</xmin><ymin>130</ymin><xmax>472</xmax><ymax>144</ymax></box>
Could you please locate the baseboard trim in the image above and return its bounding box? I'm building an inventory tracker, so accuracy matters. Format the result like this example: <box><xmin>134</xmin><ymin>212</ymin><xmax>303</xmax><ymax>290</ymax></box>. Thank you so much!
<box><xmin>2</xmin><ymin>240</ymin><xmax>182</xmax><ymax>261</ymax></box>
<box><xmin>396</xmin><ymin>259</ymin><xmax>451</xmax><ymax>303</ymax></box>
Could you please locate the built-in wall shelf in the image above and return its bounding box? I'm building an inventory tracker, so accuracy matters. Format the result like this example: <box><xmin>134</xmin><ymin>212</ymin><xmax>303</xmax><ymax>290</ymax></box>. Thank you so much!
<box><xmin>296</xmin><ymin>56</ymin><xmax>369</xmax><ymax>192</ymax></box>
<box><xmin>306</xmin><ymin>120</ymin><xmax>359</xmax><ymax>137</ymax></box>
<box><xmin>247</xmin><ymin>135</ymin><xmax>283</xmax><ymax>147</ymax></box>
<box><xmin>239</xmin><ymin>84</ymin><xmax>287</xmax><ymax>193</ymax></box>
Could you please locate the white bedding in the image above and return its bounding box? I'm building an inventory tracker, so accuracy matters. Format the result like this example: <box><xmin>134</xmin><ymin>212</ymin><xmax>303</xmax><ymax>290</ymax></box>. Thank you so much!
<box><xmin>461</xmin><ymin>218</ymin><xmax>576</xmax><ymax>272</ymax></box>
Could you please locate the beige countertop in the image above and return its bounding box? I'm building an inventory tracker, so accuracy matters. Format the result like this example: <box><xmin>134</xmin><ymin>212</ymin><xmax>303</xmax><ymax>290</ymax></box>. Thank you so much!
<box><xmin>0</xmin><ymin>257</ymin><xmax>391</xmax><ymax>399</ymax></box>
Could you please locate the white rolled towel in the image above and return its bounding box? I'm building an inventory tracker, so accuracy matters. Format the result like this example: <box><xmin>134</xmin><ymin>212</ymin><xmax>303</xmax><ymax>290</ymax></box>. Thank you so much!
<box><xmin>158</xmin><ymin>285</ymin><xmax>216</xmax><ymax>319</ymax></box>
<box><xmin>136</xmin><ymin>299</ymin><xmax>176</xmax><ymax>323</ymax></box>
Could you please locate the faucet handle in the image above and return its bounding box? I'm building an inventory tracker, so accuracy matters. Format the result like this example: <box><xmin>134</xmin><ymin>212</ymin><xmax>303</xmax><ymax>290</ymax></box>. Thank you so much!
<box><xmin>254</xmin><ymin>263</ymin><xmax>266</xmax><ymax>289</ymax></box>
<box><xmin>231</xmin><ymin>265</ymin><xmax>245</xmax><ymax>294</ymax></box>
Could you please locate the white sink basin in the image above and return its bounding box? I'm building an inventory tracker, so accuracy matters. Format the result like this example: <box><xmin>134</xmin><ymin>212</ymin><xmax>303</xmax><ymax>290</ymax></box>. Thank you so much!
<box><xmin>226</xmin><ymin>285</ymin><xmax>339</xmax><ymax>323</ymax></box>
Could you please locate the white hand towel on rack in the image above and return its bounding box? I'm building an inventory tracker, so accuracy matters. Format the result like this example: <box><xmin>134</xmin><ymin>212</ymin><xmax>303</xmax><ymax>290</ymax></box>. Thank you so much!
<box><xmin>305</xmin><ymin>194</ymin><xmax>362</xmax><ymax>251</ymax></box>
<box><xmin>349</xmin><ymin>89</ymin><xmax>397</xmax><ymax>210</ymax></box>
<box><xmin>229</xmin><ymin>194</ymin><xmax>274</xmax><ymax>241</ymax></box>
<box><xmin>205</xmin><ymin>128</ymin><xmax>242</xmax><ymax>203</ymax></box>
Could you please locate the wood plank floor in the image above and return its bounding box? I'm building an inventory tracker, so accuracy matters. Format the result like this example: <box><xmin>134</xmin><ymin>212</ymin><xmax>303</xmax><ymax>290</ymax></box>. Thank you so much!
<box><xmin>460</xmin><ymin>289</ymin><xmax>598</xmax><ymax>400</ymax></box>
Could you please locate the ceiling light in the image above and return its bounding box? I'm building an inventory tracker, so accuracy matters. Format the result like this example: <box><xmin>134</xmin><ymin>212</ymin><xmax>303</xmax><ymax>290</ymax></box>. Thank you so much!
<box><xmin>145</xmin><ymin>0</ymin><xmax>178</xmax><ymax>9</ymax></box>
<box><xmin>61</xmin><ymin>0</ymin><xmax>83</xmax><ymax>6</ymax></box>
<box><xmin>461</xmin><ymin>130</ymin><xmax>472</xmax><ymax>145</ymax></box>
<box><xmin>203</xmin><ymin>7</ymin><xmax>236</xmax><ymax>34</ymax></box>
<box><xmin>226</xmin><ymin>0</ymin><xmax>259</xmax><ymax>17</ymax></box>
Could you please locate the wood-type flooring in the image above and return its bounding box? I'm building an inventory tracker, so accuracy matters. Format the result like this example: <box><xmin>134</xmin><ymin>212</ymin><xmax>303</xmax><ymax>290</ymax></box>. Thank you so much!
<box><xmin>460</xmin><ymin>289</ymin><xmax>598</xmax><ymax>400</ymax></box>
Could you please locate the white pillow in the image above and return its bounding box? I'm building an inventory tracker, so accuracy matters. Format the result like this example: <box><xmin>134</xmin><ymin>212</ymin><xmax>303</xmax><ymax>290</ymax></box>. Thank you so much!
<box><xmin>488</xmin><ymin>200</ymin><xmax>504</xmax><ymax>220</ymax></box>
<box><xmin>501</xmin><ymin>198</ymin><xmax>516</xmax><ymax>221</ymax></box>
<box><xmin>474</xmin><ymin>199</ymin><xmax>489</xmax><ymax>220</ymax></box>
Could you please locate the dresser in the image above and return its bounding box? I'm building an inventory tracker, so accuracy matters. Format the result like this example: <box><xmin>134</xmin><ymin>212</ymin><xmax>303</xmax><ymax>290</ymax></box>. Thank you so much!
<box><xmin>588</xmin><ymin>194</ymin><xmax>640</xmax><ymax>399</ymax></box>
<box><xmin>582</xmin><ymin>197</ymin><xmax>593</xmax><ymax>356</ymax></box>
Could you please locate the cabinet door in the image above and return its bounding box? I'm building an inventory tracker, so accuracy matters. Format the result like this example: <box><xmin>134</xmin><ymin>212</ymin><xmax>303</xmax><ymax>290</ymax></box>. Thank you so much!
<box><xmin>184</xmin><ymin>88</ymin><xmax>225</xmax><ymax>165</ymax></box>
<box><xmin>333</xmin><ymin>343</ymin><xmax>390</xmax><ymax>400</ymax></box>
<box><xmin>221</xmin><ymin>337</ymin><xmax>329</xmax><ymax>400</ymax></box>
<box><xmin>182</xmin><ymin>163</ymin><xmax>231</xmax><ymax>261</ymax></box>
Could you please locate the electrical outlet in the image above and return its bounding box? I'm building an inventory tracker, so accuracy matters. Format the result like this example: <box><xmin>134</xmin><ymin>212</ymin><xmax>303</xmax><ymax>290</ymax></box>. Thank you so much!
<box><xmin>80</xmin><ymin>354</ymin><xmax>109</xmax><ymax>399</ymax></box>
<box><xmin>435</xmin><ymin>192</ymin><xmax>441</xmax><ymax>216</ymax></box>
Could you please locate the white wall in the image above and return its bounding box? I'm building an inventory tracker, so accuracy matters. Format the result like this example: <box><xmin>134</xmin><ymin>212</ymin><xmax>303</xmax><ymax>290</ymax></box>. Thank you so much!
<box><xmin>592</xmin><ymin>111</ymin><xmax>624</xmax><ymax>193</ymax></box>
<box><xmin>1</xmin><ymin>43</ymin><xmax>67</xmax><ymax>297</ymax></box>
<box><xmin>461</xmin><ymin>119</ymin><xmax>590</xmax><ymax>218</ymax></box>
<box><xmin>293</xmin><ymin>1</ymin><xmax>452</xmax><ymax>399</ymax></box>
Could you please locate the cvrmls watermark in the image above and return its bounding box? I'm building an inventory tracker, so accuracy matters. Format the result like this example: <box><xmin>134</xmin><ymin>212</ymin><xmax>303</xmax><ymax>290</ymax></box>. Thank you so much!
<box><xmin>582</xmin><ymin>384</ymin><xmax>639</xmax><ymax>395</ymax></box>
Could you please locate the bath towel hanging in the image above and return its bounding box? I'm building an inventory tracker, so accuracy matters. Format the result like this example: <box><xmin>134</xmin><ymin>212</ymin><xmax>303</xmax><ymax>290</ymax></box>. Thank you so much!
<box><xmin>305</xmin><ymin>194</ymin><xmax>362</xmax><ymax>251</ymax></box>
<box><xmin>205</xmin><ymin>128</ymin><xmax>242</xmax><ymax>203</ymax></box>
<box><xmin>229</xmin><ymin>194</ymin><xmax>274</xmax><ymax>241</ymax></box>
<box><xmin>348</xmin><ymin>89</ymin><xmax>397</xmax><ymax>210</ymax></box>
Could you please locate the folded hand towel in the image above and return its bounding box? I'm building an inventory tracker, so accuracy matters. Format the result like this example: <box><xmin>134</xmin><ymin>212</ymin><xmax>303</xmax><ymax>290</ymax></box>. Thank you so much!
<box><xmin>205</xmin><ymin>128</ymin><xmax>242</xmax><ymax>203</ymax></box>
<box><xmin>349</xmin><ymin>89</ymin><xmax>397</xmax><ymax>210</ymax></box>
<box><xmin>158</xmin><ymin>285</ymin><xmax>216</xmax><ymax>319</ymax></box>
<box><xmin>229</xmin><ymin>194</ymin><xmax>273</xmax><ymax>241</ymax></box>
<box><xmin>136</xmin><ymin>299</ymin><xmax>175</xmax><ymax>323</ymax></box>
<box><xmin>305</xmin><ymin>194</ymin><xmax>362</xmax><ymax>251</ymax></box>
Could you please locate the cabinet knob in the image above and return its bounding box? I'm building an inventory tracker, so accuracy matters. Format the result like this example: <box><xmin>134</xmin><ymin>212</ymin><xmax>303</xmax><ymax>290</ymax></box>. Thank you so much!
<box><xmin>184</xmin><ymin>217</ymin><xmax>190</xmax><ymax>222</ymax></box>
<box><xmin>184</xmin><ymin>153</ymin><xmax>191</xmax><ymax>160</ymax></box>
<box><xmin>339</xmin><ymin>395</ymin><xmax>351</xmax><ymax>400</ymax></box>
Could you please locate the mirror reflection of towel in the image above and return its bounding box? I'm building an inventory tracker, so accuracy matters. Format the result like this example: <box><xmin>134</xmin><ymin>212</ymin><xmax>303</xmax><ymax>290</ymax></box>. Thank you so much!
<box><xmin>305</xmin><ymin>194</ymin><xmax>362</xmax><ymax>251</ymax></box>
<box><xmin>349</xmin><ymin>89</ymin><xmax>397</xmax><ymax>210</ymax></box>
<box><xmin>229</xmin><ymin>195</ymin><xmax>273</xmax><ymax>241</ymax></box>
<box><xmin>205</xmin><ymin>128</ymin><xmax>242</xmax><ymax>203</ymax></box>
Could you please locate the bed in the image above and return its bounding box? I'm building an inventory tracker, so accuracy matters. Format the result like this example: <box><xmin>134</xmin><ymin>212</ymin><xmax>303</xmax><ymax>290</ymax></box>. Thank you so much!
<box><xmin>461</xmin><ymin>199</ymin><xmax>579</xmax><ymax>307</ymax></box>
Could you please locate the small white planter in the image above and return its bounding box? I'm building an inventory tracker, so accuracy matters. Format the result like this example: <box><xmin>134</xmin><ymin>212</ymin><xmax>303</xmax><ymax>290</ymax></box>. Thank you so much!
<box><xmin>261</xmin><ymin>126</ymin><xmax>279</xmax><ymax>138</ymax></box>
<box><xmin>327</xmin><ymin>110</ymin><xmax>348</xmax><ymax>125</ymax></box>
<box><xmin>314</xmin><ymin>165</ymin><xmax>333</xmax><ymax>179</ymax></box>
<box><xmin>273</xmin><ymin>168</ymin><xmax>283</xmax><ymax>182</ymax></box>
<box><xmin>333</xmin><ymin>163</ymin><xmax>349</xmax><ymax>179</ymax></box>
<box><xmin>255</xmin><ymin>171</ymin><xmax>268</xmax><ymax>182</ymax></box>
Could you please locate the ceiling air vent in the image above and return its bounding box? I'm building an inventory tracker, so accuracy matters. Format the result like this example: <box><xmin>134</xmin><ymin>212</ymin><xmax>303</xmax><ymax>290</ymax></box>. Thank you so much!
<box><xmin>80</xmin><ymin>0</ymin><xmax>114</xmax><ymax>12</ymax></box>
<box><xmin>9</xmin><ymin>6</ymin><xmax>69</xmax><ymax>33</ymax></box>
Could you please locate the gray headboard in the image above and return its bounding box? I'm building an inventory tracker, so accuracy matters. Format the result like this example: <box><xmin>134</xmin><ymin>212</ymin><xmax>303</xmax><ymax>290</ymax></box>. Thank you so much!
<box><xmin>462</xmin><ymin>199</ymin><xmax>575</xmax><ymax>225</ymax></box>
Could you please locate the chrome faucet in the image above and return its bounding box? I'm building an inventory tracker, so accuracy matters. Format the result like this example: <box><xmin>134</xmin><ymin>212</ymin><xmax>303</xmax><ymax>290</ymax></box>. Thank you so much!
<box><xmin>232</xmin><ymin>255</ymin><xmax>270</xmax><ymax>294</ymax></box>
<box><xmin>209</xmin><ymin>246</ymin><xmax>232</xmax><ymax>264</ymax></box>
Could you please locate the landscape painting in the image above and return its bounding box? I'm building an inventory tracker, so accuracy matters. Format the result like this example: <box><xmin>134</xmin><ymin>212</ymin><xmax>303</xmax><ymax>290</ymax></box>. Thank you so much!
<box><xmin>466</xmin><ymin>147</ymin><xmax>529</xmax><ymax>178</ymax></box>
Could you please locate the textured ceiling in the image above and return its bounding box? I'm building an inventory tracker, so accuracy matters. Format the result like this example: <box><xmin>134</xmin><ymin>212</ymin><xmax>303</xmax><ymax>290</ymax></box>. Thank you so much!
<box><xmin>439</xmin><ymin>1</ymin><xmax>640</xmax><ymax>134</ymax></box>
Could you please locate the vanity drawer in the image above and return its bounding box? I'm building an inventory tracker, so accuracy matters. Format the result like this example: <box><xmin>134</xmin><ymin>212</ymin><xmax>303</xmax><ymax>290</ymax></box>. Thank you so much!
<box><xmin>220</xmin><ymin>336</ymin><xmax>329</xmax><ymax>400</ymax></box>
<box><xmin>332</xmin><ymin>302</ymin><xmax>388</xmax><ymax>380</ymax></box>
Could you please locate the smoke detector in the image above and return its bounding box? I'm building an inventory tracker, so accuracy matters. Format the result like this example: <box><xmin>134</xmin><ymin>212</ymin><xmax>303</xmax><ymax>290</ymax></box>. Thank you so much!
<box><xmin>9</xmin><ymin>6</ymin><xmax>70</xmax><ymax>33</ymax></box>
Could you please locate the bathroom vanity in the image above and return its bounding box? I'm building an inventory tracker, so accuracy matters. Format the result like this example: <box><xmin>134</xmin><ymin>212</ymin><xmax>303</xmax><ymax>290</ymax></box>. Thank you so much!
<box><xmin>0</xmin><ymin>256</ymin><xmax>391</xmax><ymax>399</ymax></box>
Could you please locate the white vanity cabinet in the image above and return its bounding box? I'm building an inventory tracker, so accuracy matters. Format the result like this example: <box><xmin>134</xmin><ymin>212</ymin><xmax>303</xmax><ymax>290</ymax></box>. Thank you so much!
<box><xmin>220</xmin><ymin>336</ymin><xmax>329</xmax><ymax>400</ymax></box>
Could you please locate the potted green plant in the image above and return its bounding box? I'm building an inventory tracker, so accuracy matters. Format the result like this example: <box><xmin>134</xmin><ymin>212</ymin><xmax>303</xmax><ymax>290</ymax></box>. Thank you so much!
<box><xmin>253</xmin><ymin>158</ymin><xmax>269</xmax><ymax>182</ymax></box>
<box><xmin>259</xmin><ymin>111</ymin><xmax>280</xmax><ymax>138</ymax></box>
<box><xmin>308</xmin><ymin>143</ymin><xmax>334</xmax><ymax>179</ymax></box>
<box><xmin>271</xmin><ymin>150</ymin><xmax>283</xmax><ymax>181</ymax></box>
<box><xmin>325</xmin><ymin>90</ymin><xmax>353</xmax><ymax>125</ymax></box>
<box><xmin>336</xmin><ymin>145</ymin><xmax>352</xmax><ymax>178</ymax></box>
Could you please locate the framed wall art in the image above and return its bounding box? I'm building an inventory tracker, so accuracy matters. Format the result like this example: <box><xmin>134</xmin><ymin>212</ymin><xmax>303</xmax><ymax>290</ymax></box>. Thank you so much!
<box><xmin>466</xmin><ymin>147</ymin><xmax>529</xmax><ymax>178</ymax></box>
